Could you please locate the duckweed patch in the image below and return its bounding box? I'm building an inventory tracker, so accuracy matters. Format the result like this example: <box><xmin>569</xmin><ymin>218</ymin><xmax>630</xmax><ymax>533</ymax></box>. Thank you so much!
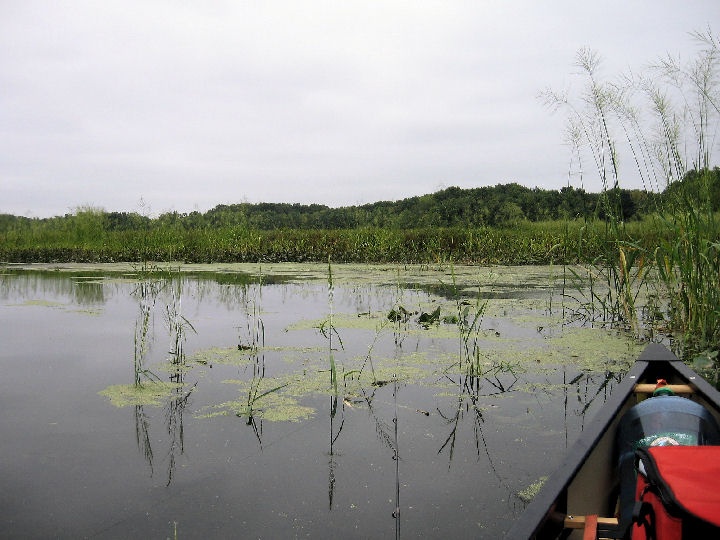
<box><xmin>17</xmin><ymin>299</ymin><xmax>66</xmax><ymax>308</ymax></box>
<box><xmin>517</xmin><ymin>476</ymin><xmax>548</xmax><ymax>503</ymax></box>
<box><xmin>200</xmin><ymin>396</ymin><xmax>315</xmax><ymax>422</ymax></box>
<box><xmin>541</xmin><ymin>328</ymin><xmax>642</xmax><ymax>371</ymax></box>
<box><xmin>189</xmin><ymin>346</ymin><xmax>262</xmax><ymax>367</ymax></box>
<box><xmin>99</xmin><ymin>382</ymin><xmax>183</xmax><ymax>407</ymax></box>
<box><xmin>198</xmin><ymin>376</ymin><xmax>315</xmax><ymax>422</ymax></box>
<box><xmin>69</xmin><ymin>308</ymin><xmax>104</xmax><ymax>316</ymax></box>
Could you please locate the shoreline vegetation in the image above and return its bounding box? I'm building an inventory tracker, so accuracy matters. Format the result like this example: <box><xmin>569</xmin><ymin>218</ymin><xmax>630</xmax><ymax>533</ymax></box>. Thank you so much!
<box><xmin>0</xmin><ymin>173</ymin><xmax>717</xmax><ymax>265</ymax></box>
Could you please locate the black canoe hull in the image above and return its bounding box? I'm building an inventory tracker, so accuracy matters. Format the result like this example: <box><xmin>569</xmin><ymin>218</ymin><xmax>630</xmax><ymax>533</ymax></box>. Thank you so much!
<box><xmin>505</xmin><ymin>343</ymin><xmax>720</xmax><ymax>540</ymax></box>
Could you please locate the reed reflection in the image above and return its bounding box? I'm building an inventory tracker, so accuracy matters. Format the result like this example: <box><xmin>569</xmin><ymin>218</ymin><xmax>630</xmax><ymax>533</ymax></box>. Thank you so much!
<box><xmin>129</xmin><ymin>267</ymin><xmax>197</xmax><ymax>486</ymax></box>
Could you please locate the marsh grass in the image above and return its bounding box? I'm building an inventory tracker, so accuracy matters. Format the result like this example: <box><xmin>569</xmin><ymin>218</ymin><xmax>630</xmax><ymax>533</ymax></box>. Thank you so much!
<box><xmin>96</xmin><ymin>264</ymin><xmax>202</xmax><ymax>485</ymax></box>
<box><xmin>562</xmin><ymin>240</ymin><xmax>650</xmax><ymax>333</ymax></box>
<box><xmin>443</xmin><ymin>264</ymin><xmax>488</xmax><ymax>377</ymax></box>
<box><xmin>546</xmin><ymin>31</ymin><xmax>720</xmax><ymax>368</ymax></box>
<box><xmin>162</xmin><ymin>274</ymin><xmax>198</xmax><ymax>485</ymax></box>
<box><xmin>0</xmin><ymin>220</ymin><xmax>604</xmax><ymax>265</ymax></box>
<box><xmin>652</xmin><ymin>190</ymin><xmax>720</xmax><ymax>367</ymax></box>
<box><xmin>164</xmin><ymin>275</ymin><xmax>197</xmax><ymax>372</ymax></box>
<box><xmin>221</xmin><ymin>272</ymin><xmax>292</xmax><ymax>429</ymax></box>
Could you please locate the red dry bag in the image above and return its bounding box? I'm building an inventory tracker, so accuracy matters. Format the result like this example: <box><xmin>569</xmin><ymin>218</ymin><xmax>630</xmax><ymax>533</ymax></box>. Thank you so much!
<box><xmin>632</xmin><ymin>445</ymin><xmax>720</xmax><ymax>539</ymax></box>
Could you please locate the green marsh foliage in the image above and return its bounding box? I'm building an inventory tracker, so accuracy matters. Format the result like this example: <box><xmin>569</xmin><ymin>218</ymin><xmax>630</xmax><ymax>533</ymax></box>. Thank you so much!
<box><xmin>544</xmin><ymin>29</ymin><xmax>720</xmax><ymax>369</ymax></box>
<box><xmin>0</xmin><ymin>218</ymin><xmax>590</xmax><ymax>265</ymax></box>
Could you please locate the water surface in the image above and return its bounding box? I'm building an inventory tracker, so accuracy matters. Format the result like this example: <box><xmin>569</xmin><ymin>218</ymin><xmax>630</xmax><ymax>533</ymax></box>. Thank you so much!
<box><xmin>0</xmin><ymin>263</ymin><xmax>639</xmax><ymax>538</ymax></box>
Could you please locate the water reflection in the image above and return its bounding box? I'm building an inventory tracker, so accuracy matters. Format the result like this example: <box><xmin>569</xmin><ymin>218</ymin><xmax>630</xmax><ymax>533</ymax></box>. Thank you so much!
<box><xmin>436</xmin><ymin>365</ymin><xmax>519</xmax><ymax>469</ymax></box>
<box><xmin>163</xmin><ymin>277</ymin><xmax>196</xmax><ymax>485</ymax></box>
<box><xmin>134</xmin><ymin>405</ymin><xmax>153</xmax><ymax>474</ymax></box>
<box><xmin>355</xmin><ymin>374</ymin><xmax>402</xmax><ymax>538</ymax></box>
<box><xmin>0</xmin><ymin>266</ymin><xmax>276</xmax><ymax>310</ymax></box>
<box><xmin>73</xmin><ymin>278</ymin><xmax>106</xmax><ymax>304</ymax></box>
<box><xmin>129</xmin><ymin>269</ymin><xmax>197</xmax><ymax>485</ymax></box>
<box><xmin>570</xmin><ymin>369</ymin><xmax>623</xmax><ymax>432</ymax></box>
<box><xmin>328</xmin><ymin>395</ymin><xmax>343</xmax><ymax>511</ymax></box>
<box><xmin>392</xmin><ymin>381</ymin><xmax>401</xmax><ymax>540</ymax></box>
<box><xmin>0</xmin><ymin>269</ymin><xmax>112</xmax><ymax>305</ymax></box>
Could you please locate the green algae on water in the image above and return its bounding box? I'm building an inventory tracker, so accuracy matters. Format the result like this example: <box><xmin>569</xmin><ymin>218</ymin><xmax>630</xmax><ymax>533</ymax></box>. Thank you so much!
<box><xmin>517</xmin><ymin>476</ymin><xmax>548</xmax><ymax>503</ymax></box>
<box><xmin>540</xmin><ymin>328</ymin><xmax>641</xmax><ymax>371</ymax></box>
<box><xmin>17</xmin><ymin>299</ymin><xmax>66</xmax><ymax>308</ymax></box>
<box><xmin>189</xmin><ymin>346</ymin><xmax>325</xmax><ymax>368</ymax></box>
<box><xmin>198</xmin><ymin>388</ymin><xmax>315</xmax><ymax>422</ymax></box>
<box><xmin>189</xmin><ymin>346</ymin><xmax>261</xmax><ymax>367</ymax></box>
<box><xmin>99</xmin><ymin>382</ymin><xmax>183</xmax><ymax>407</ymax></box>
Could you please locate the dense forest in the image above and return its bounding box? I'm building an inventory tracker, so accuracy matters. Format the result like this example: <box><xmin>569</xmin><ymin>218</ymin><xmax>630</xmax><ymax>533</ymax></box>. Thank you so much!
<box><xmin>5</xmin><ymin>168</ymin><xmax>720</xmax><ymax>234</ymax></box>
<box><xmin>7</xmin><ymin>171</ymin><xmax>717</xmax><ymax>234</ymax></box>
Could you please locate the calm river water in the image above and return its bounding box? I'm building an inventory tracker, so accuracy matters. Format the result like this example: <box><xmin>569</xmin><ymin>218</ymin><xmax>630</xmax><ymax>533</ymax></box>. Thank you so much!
<box><xmin>0</xmin><ymin>263</ymin><xmax>640</xmax><ymax>539</ymax></box>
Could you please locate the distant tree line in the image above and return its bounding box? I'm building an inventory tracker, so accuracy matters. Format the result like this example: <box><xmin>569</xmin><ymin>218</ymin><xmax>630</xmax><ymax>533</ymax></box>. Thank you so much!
<box><xmin>1</xmin><ymin>169</ymin><xmax>718</xmax><ymax>234</ymax></box>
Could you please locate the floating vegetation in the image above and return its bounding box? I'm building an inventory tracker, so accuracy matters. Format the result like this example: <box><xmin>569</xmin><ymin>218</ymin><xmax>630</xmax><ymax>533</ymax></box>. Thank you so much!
<box><xmin>189</xmin><ymin>346</ymin><xmax>260</xmax><ymax>367</ymax></box>
<box><xmin>540</xmin><ymin>328</ymin><xmax>642</xmax><ymax>371</ymax></box>
<box><xmin>517</xmin><ymin>476</ymin><xmax>548</xmax><ymax>503</ymax></box>
<box><xmin>198</xmin><ymin>377</ymin><xmax>315</xmax><ymax>422</ymax></box>
<box><xmin>417</xmin><ymin>306</ymin><xmax>441</xmax><ymax>327</ymax></box>
<box><xmin>99</xmin><ymin>382</ymin><xmax>183</xmax><ymax>407</ymax></box>
<box><xmin>16</xmin><ymin>299</ymin><xmax>66</xmax><ymax>308</ymax></box>
<box><xmin>69</xmin><ymin>307</ymin><xmax>104</xmax><ymax>316</ymax></box>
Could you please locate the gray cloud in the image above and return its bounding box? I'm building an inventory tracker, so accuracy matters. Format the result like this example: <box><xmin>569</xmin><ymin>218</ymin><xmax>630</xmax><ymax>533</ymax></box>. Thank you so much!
<box><xmin>2</xmin><ymin>1</ymin><xmax>718</xmax><ymax>217</ymax></box>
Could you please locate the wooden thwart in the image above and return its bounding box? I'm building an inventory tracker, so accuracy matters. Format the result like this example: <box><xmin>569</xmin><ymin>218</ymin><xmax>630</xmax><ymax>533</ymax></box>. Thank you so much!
<box><xmin>563</xmin><ymin>515</ymin><xmax>619</xmax><ymax>529</ymax></box>
<box><xmin>633</xmin><ymin>383</ymin><xmax>694</xmax><ymax>394</ymax></box>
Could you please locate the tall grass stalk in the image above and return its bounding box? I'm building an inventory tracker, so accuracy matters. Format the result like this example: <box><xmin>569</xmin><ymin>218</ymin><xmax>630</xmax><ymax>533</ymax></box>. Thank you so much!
<box><xmin>320</xmin><ymin>258</ymin><xmax>345</xmax><ymax>399</ymax></box>
<box><xmin>447</xmin><ymin>264</ymin><xmax>487</xmax><ymax>376</ymax></box>
<box><xmin>546</xmin><ymin>29</ymin><xmax>720</xmax><ymax>366</ymax></box>
<box><xmin>165</xmin><ymin>274</ymin><xmax>197</xmax><ymax>375</ymax></box>
<box><xmin>653</xmin><ymin>182</ymin><xmax>720</xmax><ymax>363</ymax></box>
<box><xmin>132</xmin><ymin>263</ymin><xmax>166</xmax><ymax>386</ymax></box>
<box><xmin>237</xmin><ymin>275</ymin><xmax>265</xmax><ymax>352</ymax></box>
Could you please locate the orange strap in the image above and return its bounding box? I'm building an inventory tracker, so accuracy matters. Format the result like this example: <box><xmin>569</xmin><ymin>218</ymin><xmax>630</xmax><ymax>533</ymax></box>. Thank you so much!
<box><xmin>583</xmin><ymin>514</ymin><xmax>598</xmax><ymax>540</ymax></box>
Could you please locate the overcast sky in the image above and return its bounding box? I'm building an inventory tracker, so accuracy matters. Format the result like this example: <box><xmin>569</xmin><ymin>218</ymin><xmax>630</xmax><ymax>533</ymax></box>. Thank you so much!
<box><xmin>2</xmin><ymin>1</ymin><xmax>718</xmax><ymax>217</ymax></box>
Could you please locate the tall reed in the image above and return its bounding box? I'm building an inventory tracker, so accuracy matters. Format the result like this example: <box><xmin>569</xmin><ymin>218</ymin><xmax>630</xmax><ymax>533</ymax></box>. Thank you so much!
<box><xmin>447</xmin><ymin>263</ymin><xmax>487</xmax><ymax>377</ymax></box>
<box><xmin>132</xmin><ymin>263</ymin><xmax>166</xmax><ymax>386</ymax></box>
<box><xmin>320</xmin><ymin>258</ymin><xmax>345</xmax><ymax>400</ymax></box>
<box><xmin>544</xmin><ymin>29</ymin><xmax>720</xmax><ymax>367</ymax></box>
<box><xmin>653</xmin><ymin>174</ymin><xmax>720</xmax><ymax>364</ymax></box>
